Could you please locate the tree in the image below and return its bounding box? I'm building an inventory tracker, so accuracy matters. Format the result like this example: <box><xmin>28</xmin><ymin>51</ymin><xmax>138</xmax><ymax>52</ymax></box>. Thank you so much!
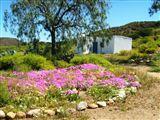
<box><xmin>4</xmin><ymin>0</ymin><xmax>108</xmax><ymax>55</ymax></box>
<box><xmin>149</xmin><ymin>0</ymin><xmax>160</xmax><ymax>15</ymax></box>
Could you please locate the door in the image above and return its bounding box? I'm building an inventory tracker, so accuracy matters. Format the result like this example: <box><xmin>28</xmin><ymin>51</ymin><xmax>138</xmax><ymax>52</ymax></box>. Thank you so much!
<box><xmin>93</xmin><ymin>42</ymin><xmax>98</xmax><ymax>53</ymax></box>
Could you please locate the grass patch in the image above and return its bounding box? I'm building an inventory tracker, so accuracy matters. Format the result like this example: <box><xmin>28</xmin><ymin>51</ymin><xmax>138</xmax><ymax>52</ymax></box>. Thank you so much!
<box><xmin>150</xmin><ymin>66</ymin><xmax>160</xmax><ymax>72</ymax></box>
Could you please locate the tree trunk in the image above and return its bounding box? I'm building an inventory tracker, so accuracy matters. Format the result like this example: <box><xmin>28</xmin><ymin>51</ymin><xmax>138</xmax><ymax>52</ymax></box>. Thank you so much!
<box><xmin>51</xmin><ymin>30</ymin><xmax>56</xmax><ymax>55</ymax></box>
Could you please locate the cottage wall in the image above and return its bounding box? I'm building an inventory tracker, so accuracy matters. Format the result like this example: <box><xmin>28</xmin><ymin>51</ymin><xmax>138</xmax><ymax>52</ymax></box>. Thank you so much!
<box><xmin>113</xmin><ymin>36</ymin><xmax>132</xmax><ymax>53</ymax></box>
<box><xmin>76</xmin><ymin>35</ymin><xmax>132</xmax><ymax>54</ymax></box>
<box><xmin>95</xmin><ymin>38</ymin><xmax>114</xmax><ymax>54</ymax></box>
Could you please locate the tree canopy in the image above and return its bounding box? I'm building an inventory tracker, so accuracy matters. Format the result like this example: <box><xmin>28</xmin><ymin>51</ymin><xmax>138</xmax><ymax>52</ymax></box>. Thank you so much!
<box><xmin>4</xmin><ymin>0</ymin><xmax>109</xmax><ymax>55</ymax></box>
<box><xmin>149</xmin><ymin>0</ymin><xmax>160</xmax><ymax>15</ymax></box>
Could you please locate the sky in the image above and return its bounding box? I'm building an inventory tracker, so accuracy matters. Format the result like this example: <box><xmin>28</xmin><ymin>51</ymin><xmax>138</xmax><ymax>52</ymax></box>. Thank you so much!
<box><xmin>0</xmin><ymin>0</ymin><xmax>160</xmax><ymax>41</ymax></box>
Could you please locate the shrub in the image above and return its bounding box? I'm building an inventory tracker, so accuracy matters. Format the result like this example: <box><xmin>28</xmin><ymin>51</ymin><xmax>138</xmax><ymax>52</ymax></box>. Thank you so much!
<box><xmin>138</xmin><ymin>28</ymin><xmax>153</xmax><ymax>37</ymax></box>
<box><xmin>156</xmin><ymin>40</ymin><xmax>160</xmax><ymax>47</ymax></box>
<box><xmin>54</xmin><ymin>60</ymin><xmax>72</xmax><ymax>68</ymax></box>
<box><xmin>0</xmin><ymin>46</ymin><xmax>17</xmax><ymax>53</ymax></box>
<box><xmin>151</xmin><ymin>53</ymin><xmax>160</xmax><ymax>71</ymax></box>
<box><xmin>0</xmin><ymin>46</ymin><xmax>27</xmax><ymax>56</ymax></box>
<box><xmin>128</xmin><ymin>32</ymin><xmax>140</xmax><ymax>39</ymax></box>
<box><xmin>139</xmin><ymin>44</ymin><xmax>148</xmax><ymax>53</ymax></box>
<box><xmin>129</xmin><ymin>50</ymin><xmax>144</xmax><ymax>59</ymax></box>
<box><xmin>139</xmin><ymin>41</ymin><xmax>158</xmax><ymax>54</ymax></box>
<box><xmin>139</xmin><ymin>38</ymin><xmax>151</xmax><ymax>44</ymax></box>
<box><xmin>70</xmin><ymin>54</ymin><xmax>112</xmax><ymax>68</ymax></box>
<box><xmin>41</xmin><ymin>40</ymin><xmax>76</xmax><ymax>62</ymax></box>
<box><xmin>129</xmin><ymin>28</ymin><xmax>153</xmax><ymax>39</ymax></box>
<box><xmin>129</xmin><ymin>51</ymin><xmax>149</xmax><ymax>64</ymax></box>
<box><xmin>0</xmin><ymin>55</ymin><xmax>15</xmax><ymax>70</ymax></box>
<box><xmin>66</xmin><ymin>93</ymin><xmax>80</xmax><ymax>101</ymax></box>
<box><xmin>145</xmin><ymin>42</ymin><xmax>158</xmax><ymax>54</ymax></box>
<box><xmin>119</xmin><ymin>50</ymin><xmax>132</xmax><ymax>56</ymax></box>
<box><xmin>107</xmin><ymin>54</ymin><xmax>131</xmax><ymax>64</ymax></box>
<box><xmin>87</xmin><ymin>86</ymin><xmax>118</xmax><ymax>101</ymax></box>
<box><xmin>0</xmin><ymin>81</ymin><xmax>10</xmax><ymax>106</ymax></box>
<box><xmin>12</xmin><ymin>89</ymin><xmax>50</xmax><ymax>109</ymax></box>
<box><xmin>23</xmin><ymin>54</ymin><xmax>54</xmax><ymax>70</ymax></box>
<box><xmin>46</xmin><ymin>86</ymin><xmax>63</xmax><ymax>100</ymax></box>
<box><xmin>0</xmin><ymin>54</ymin><xmax>54</xmax><ymax>71</ymax></box>
<box><xmin>107</xmin><ymin>50</ymin><xmax>152</xmax><ymax>65</ymax></box>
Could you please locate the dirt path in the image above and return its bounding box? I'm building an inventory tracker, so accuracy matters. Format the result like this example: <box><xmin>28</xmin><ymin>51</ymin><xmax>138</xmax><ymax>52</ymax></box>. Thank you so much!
<box><xmin>84</xmin><ymin>65</ymin><xmax>160</xmax><ymax>120</ymax></box>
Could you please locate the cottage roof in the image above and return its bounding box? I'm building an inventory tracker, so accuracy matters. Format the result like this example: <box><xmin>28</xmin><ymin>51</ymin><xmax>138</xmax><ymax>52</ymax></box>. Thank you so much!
<box><xmin>113</xmin><ymin>35</ymin><xmax>132</xmax><ymax>40</ymax></box>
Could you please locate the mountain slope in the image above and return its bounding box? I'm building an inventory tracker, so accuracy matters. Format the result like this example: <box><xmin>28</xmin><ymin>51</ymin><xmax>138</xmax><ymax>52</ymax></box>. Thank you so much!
<box><xmin>109</xmin><ymin>21</ymin><xmax>160</xmax><ymax>38</ymax></box>
<box><xmin>0</xmin><ymin>37</ymin><xmax>20</xmax><ymax>46</ymax></box>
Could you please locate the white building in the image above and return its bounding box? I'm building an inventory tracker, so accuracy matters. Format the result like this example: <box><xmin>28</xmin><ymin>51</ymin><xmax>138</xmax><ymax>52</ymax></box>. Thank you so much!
<box><xmin>76</xmin><ymin>35</ymin><xmax>132</xmax><ymax>54</ymax></box>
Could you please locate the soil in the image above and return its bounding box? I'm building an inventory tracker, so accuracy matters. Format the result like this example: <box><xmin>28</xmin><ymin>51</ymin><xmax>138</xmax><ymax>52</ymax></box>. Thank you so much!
<box><xmin>84</xmin><ymin>65</ymin><xmax>160</xmax><ymax>120</ymax></box>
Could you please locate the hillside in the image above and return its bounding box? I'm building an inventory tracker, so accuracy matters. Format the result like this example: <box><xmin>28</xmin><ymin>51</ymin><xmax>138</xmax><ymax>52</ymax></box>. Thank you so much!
<box><xmin>92</xmin><ymin>21</ymin><xmax>160</xmax><ymax>40</ymax></box>
<box><xmin>0</xmin><ymin>37</ymin><xmax>20</xmax><ymax>46</ymax></box>
<box><xmin>109</xmin><ymin>21</ymin><xmax>160</xmax><ymax>37</ymax></box>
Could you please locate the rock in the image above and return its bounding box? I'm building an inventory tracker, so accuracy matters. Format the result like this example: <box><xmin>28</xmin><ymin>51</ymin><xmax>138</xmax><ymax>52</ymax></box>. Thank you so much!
<box><xmin>7</xmin><ymin>112</ymin><xmax>16</xmax><ymax>119</ymax></box>
<box><xmin>88</xmin><ymin>103</ymin><xmax>98</xmax><ymax>109</ymax></box>
<box><xmin>76</xmin><ymin>101</ymin><xmax>87</xmax><ymax>111</ymax></box>
<box><xmin>44</xmin><ymin>110</ymin><xmax>55</xmax><ymax>116</ymax></box>
<box><xmin>131</xmin><ymin>87</ymin><xmax>137</xmax><ymax>93</ymax></box>
<box><xmin>114</xmin><ymin>106</ymin><xmax>119</xmax><ymax>111</ymax></box>
<box><xmin>16</xmin><ymin>111</ymin><xmax>26</xmax><ymax>118</ymax></box>
<box><xmin>97</xmin><ymin>101</ymin><xmax>106</xmax><ymax>107</ymax></box>
<box><xmin>66</xmin><ymin>108</ymin><xmax>76</xmax><ymax>114</ymax></box>
<box><xmin>0</xmin><ymin>110</ymin><xmax>5</xmax><ymax>118</ymax></box>
<box><xmin>118</xmin><ymin>89</ymin><xmax>126</xmax><ymax>99</ymax></box>
<box><xmin>112</xmin><ymin>97</ymin><xmax>117</xmax><ymax>101</ymax></box>
<box><xmin>27</xmin><ymin>109</ymin><xmax>41</xmax><ymax>117</ymax></box>
<box><xmin>107</xmin><ymin>98</ymin><xmax>114</xmax><ymax>105</ymax></box>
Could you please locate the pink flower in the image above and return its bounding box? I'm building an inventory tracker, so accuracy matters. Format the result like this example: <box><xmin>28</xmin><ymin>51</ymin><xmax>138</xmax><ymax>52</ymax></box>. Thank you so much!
<box><xmin>65</xmin><ymin>89</ymin><xmax>78</xmax><ymax>95</ymax></box>
<box><xmin>130</xmin><ymin>81</ymin><xmax>141</xmax><ymax>87</ymax></box>
<box><xmin>101</xmin><ymin>77</ymin><xmax>127</xmax><ymax>89</ymax></box>
<box><xmin>0</xmin><ymin>63</ymin><xmax>141</xmax><ymax>93</ymax></box>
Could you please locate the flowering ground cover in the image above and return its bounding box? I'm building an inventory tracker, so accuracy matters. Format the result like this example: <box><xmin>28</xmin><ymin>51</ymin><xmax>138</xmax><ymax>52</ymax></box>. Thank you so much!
<box><xmin>0</xmin><ymin>63</ymin><xmax>141</xmax><ymax>119</ymax></box>
<box><xmin>0</xmin><ymin>63</ymin><xmax>140</xmax><ymax>93</ymax></box>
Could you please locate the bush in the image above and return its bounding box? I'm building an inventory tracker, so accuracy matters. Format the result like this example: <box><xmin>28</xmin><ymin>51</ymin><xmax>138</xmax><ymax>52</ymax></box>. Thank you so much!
<box><xmin>46</xmin><ymin>86</ymin><xmax>63</xmax><ymax>100</ymax></box>
<box><xmin>54</xmin><ymin>60</ymin><xmax>72</xmax><ymax>68</ymax></box>
<box><xmin>139</xmin><ymin>44</ymin><xmax>148</xmax><ymax>53</ymax></box>
<box><xmin>129</xmin><ymin>51</ymin><xmax>150</xmax><ymax>64</ymax></box>
<box><xmin>139</xmin><ymin>38</ymin><xmax>151</xmax><ymax>44</ymax></box>
<box><xmin>107</xmin><ymin>50</ymin><xmax>152</xmax><ymax>65</ymax></box>
<box><xmin>87</xmin><ymin>86</ymin><xmax>118</xmax><ymax>101</ymax></box>
<box><xmin>23</xmin><ymin>54</ymin><xmax>54</xmax><ymax>70</ymax></box>
<box><xmin>138</xmin><ymin>28</ymin><xmax>153</xmax><ymax>37</ymax></box>
<box><xmin>145</xmin><ymin>42</ymin><xmax>158</xmax><ymax>54</ymax></box>
<box><xmin>70</xmin><ymin>54</ymin><xmax>112</xmax><ymax>68</ymax></box>
<box><xmin>139</xmin><ymin>42</ymin><xmax>158</xmax><ymax>54</ymax></box>
<box><xmin>0</xmin><ymin>54</ymin><xmax>54</xmax><ymax>71</ymax></box>
<box><xmin>41</xmin><ymin>40</ymin><xmax>76</xmax><ymax>62</ymax></box>
<box><xmin>119</xmin><ymin>50</ymin><xmax>133</xmax><ymax>56</ymax></box>
<box><xmin>151</xmin><ymin>53</ymin><xmax>160</xmax><ymax>72</ymax></box>
<box><xmin>0</xmin><ymin>81</ymin><xmax>10</xmax><ymax>106</ymax></box>
<box><xmin>107</xmin><ymin>54</ymin><xmax>131</xmax><ymax>64</ymax></box>
<box><xmin>156</xmin><ymin>40</ymin><xmax>160</xmax><ymax>47</ymax></box>
<box><xmin>0</xmin><ymin>46</ymin><xmax>27</xmax><ymax>56</ymax></box>
<box><xmin>0</xmin><ymin>55</ymin><xmax>15</xmax><ymax>70</ymax></box>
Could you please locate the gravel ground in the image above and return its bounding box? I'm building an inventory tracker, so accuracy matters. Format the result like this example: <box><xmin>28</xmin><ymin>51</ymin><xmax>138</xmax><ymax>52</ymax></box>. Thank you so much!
<box><xmin>84</xmin><ymin>65</ymin><xmax>160</xmax><ymax>120</ymax></box>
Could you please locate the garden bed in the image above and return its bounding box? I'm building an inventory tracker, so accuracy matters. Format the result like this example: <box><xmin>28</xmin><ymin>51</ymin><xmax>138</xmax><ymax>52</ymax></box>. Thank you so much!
<box><xmin>0</xmin><ymin>63</ymin><xmax>141</xmax><ymax>119</ymax></box>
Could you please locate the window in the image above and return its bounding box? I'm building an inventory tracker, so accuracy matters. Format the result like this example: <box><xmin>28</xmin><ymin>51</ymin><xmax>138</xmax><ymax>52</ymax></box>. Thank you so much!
<box><xmin>100</xmin><ymin>42</ymin><xmax>104</xmax><ymax>48</ymax></box>
<box><xmin>87</xmin><ymin>44</ymin><xmax>90</xmax><ymax>49</ymax></box>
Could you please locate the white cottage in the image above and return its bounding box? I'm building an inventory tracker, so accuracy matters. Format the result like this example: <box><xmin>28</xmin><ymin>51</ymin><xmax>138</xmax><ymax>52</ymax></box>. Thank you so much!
<box><xmin>76</xmin><ymin>35</ymin><xmax>132</xmax><ymax>54</ymax></box>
